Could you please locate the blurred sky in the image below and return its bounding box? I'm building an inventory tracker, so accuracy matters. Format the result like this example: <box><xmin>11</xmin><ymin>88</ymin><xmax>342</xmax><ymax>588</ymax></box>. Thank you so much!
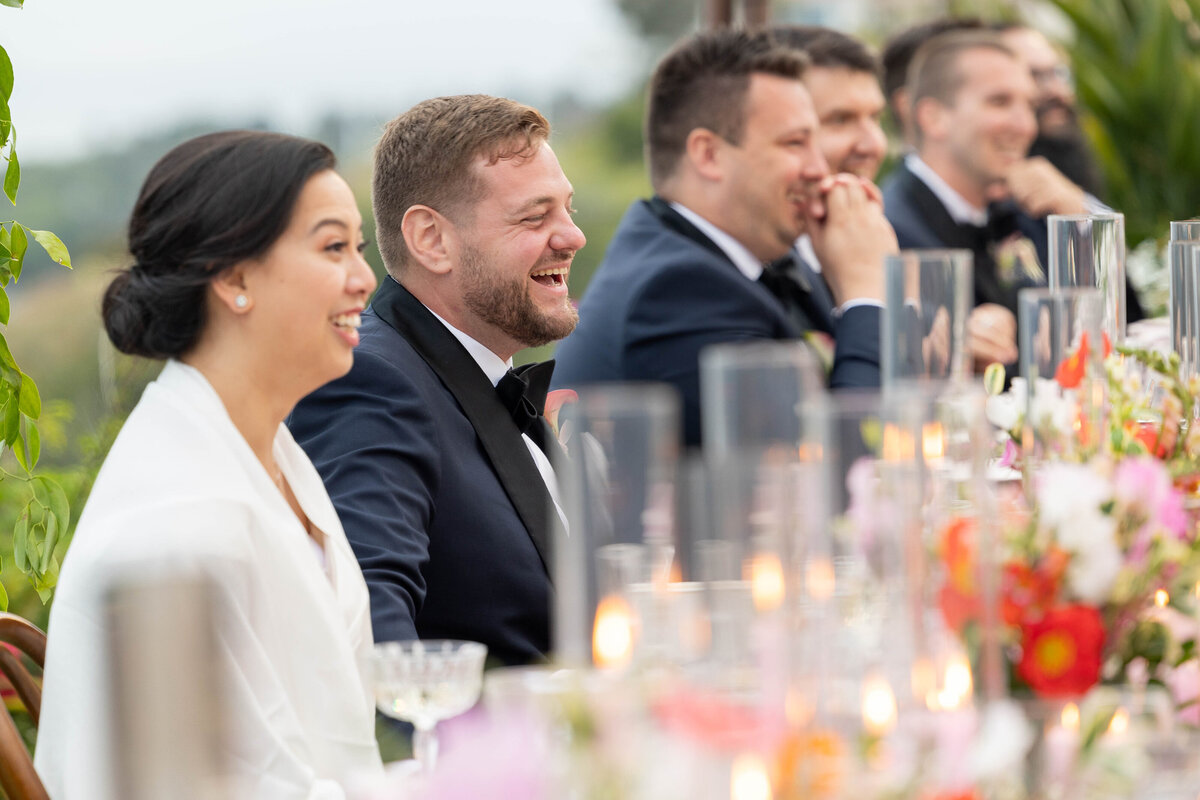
<box><xmin>3</xmin><ymin>0</ymin><xmax>647</xmax><ymax>162</ymax></box>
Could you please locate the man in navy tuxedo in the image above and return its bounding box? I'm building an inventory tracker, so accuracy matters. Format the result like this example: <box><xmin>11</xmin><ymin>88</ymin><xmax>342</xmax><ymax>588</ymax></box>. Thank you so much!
<box><xmin>882</xmin><ymin>31</ymin><xmax>1142</xmax><ymax>367</ymax></box>
<box><xmin>289</xmin><ymin>95</ymin><xmax>584</xmax><ymax>665</ymax></box>
<box><xmin>553</xmin><ymin>29</ymin><xmax>898</xmax><ymax>446</ymax></box>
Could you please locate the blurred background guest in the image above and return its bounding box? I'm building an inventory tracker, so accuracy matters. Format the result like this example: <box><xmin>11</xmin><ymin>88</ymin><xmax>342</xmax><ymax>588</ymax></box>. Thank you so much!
<box><xmin>996</xmin><ymin>21</ymin><xmax>1106</xmax><ymax>198</ymax></box>
<box><xmin>35</xmin><ymin>130</ymin><xmax>382</xmax><ymax>799</ymax></box>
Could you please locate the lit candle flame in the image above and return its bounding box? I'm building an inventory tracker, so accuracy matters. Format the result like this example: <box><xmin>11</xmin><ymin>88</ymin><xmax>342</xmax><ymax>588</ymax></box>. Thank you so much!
<box><xmin>922</xmin><ymin>422</ymin><xmax>945</xmax><ymax>461</ymax></box>
<box><xmin>592</xmin><ymin>594</ymin><xmax>634</xmax><ymax>669</ymax></box>
<box><xmin>1061</xmin><ymin>702</ymin><xmax>1080</xmax><ymax>731</ymax></box>
<box><xmin>936</xmin><ymin>654</ymin><xmax>973</xmax><ymax>710</ymax></box>
<box><xmin>730</xmin><ymin>753</ymin><xmax>773</xmax><ymax>800</ymax></box>
<box><xmin>805</xmin><ymin>557</ymin><xmax>836</xmax><ymax>601</ymax></box>
<box><xmin>1155</xmin><ymin>589</ymin><xmax>1169</xmax><ymax>608</ymax></box>
<box><xmin>862</xmin><ymin>675</ymin><xmax>897</xmax><ymax>736</ymax></box>
<box><xmin>749</xmin><ymin>553</ymin><xmax>785</xmax><ymax>612</ymax></box>
<box><xmin>881</xmin><ymin>424</ymin><xmax>915</xmax><ymax>462</ymax></box>
<box><xmin>1108</xmin><ymin>707</ymin><xmax>1129</xmax><ymax>737</ymax></box>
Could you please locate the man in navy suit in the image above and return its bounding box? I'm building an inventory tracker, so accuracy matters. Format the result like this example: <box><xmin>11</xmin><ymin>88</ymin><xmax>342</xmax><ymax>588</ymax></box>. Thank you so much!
<box><xmin>553</xmin><ymin>29</ymin><xmax>898</xmax><ymax>446</ymax></box>
<box><xmin>289</xmin><ymin>95</ymin><xmax>584</xmax><ymax>665</ymax></box>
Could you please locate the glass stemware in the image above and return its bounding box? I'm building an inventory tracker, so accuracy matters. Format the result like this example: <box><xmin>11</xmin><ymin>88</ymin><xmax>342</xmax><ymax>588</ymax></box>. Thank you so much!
<box><xmin>372</xmin><ymin>639</ymin><xmax>487</xmax><ymax>773</ymax></box>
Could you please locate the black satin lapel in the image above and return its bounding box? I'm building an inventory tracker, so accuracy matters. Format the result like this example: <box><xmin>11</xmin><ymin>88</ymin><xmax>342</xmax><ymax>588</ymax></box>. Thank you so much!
<box><xmin>646</xmin><ymin>197</ymin><xmax>734</xmax><ymax>263</ymax></box>
<box><xmin>370</xmin><ymin>277</ymin><xmax>556</xmax><ymax>576</ymax></box>
<box><xmin>896</xmin><ymin>164</ymin><xmax>976</xmax><ymax>250</ymax></box>
<box><xmin>648</xmin><ymin>197</ymin><xmax>802</xmax><ymax>336</ymax></box>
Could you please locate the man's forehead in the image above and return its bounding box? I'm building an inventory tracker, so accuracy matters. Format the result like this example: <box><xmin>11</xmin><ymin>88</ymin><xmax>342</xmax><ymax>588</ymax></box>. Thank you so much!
<box><xmin>805</xmin><ymin>66</ymin><xmax>883</xmax><ymax>109</ymax></box>
<box><xmin>954</xmin><ymin>47</ymin><xmax>1029</xmax><ymax>95</ymax></box>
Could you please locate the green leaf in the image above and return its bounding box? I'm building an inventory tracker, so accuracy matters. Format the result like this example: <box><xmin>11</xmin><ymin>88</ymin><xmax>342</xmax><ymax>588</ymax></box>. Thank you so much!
<box><xmin>12</xmin><ymin>510</ymin><xmax>27</xmax><ymax>573</ymax></box>
<box><xmin>17</xmin><ymin>372</ymin><xmax>40</xmax><ymax>418</ymax></box>
<box><xmin>25</xmin><ymin>418</ymin><xmax>37</xmax><ymax>469</ymax></box>
<box><xmin>0</xmin><ymin>1</ymin><xmax>24</xmax><ymax>9</ymax></box>
<box><xmin>24</xmin><ymin>226</ymin><xmax>71</xmax><ymax>268</ymax></box>
<box><xmin>2</xmin><ymin>131</ymin><xmax>16</xmax><ymax>205</ymax></box>
<box><xmin>0</xmin><ymin>334</ymin><xmax>18</xmax><ymax>375</ymax></box>
<box><xmin>2</xmin><ymin>396</ymin><xmax>18</xmax><ymax>447</ymax></box>
<box><xmin>0</xmin><ymin>578</ymin><xmax>8</xmax><ymax>612</ymax></box>
<box><xmin>0</xmin><ymin>45</ymin><xmax>11</xmax><ymax>103</ymax></box>
<box><xmin>12</xmin><ymin>417</ymin><xmax>28</xmax><ymax>471</ymax></box>
<box><xmin>0</xmin><ymin>287</ymin><xmax>9</xmax><ymax>326</ymax></box>
<box><xmin>32</xmin><ymin>476</ymin><xmax>69</xmax><ymax>533</ymax></box>
<box><xmin>8</xmin><ymin>221</ymin><xmax>25</xmax><ymax>281</ymax></box>
<box><xmin>39</xmin><ymin>512</ymin><xmax>57</xmax><ymax>574</ymax></box>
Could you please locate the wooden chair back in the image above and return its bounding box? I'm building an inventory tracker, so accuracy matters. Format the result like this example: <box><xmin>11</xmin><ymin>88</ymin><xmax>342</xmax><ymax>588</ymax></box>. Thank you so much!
<box><xmin>0</xmin><ymin>612</ymin><xmax>48</xmax><ymax>800</ymax></box>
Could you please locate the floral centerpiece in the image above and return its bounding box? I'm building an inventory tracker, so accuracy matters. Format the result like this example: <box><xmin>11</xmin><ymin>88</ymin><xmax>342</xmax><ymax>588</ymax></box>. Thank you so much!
<box><xmin>955</xmin><ymin>340</ymin><xmax>1200</xmax><ymax>708</ymax></box>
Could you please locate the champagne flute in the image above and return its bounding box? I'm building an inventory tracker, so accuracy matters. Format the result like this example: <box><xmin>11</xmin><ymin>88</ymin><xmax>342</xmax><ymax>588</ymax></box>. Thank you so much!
<box><xmin>372</xmin><ymin>639</ymin><xmax>487</xmax><ymax>773</ymax></box>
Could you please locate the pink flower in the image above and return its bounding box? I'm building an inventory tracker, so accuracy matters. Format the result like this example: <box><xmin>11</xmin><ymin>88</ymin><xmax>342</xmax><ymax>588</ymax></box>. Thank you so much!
<box><xmin>1163</xmin><ymin>660</ymin><xmax>1200</xmax><ymax>726</ymax></box>
<box><xmin>1113</xmin><ymin>457</ymin><xmax>1189</xmax><ymax>559</ymax></box>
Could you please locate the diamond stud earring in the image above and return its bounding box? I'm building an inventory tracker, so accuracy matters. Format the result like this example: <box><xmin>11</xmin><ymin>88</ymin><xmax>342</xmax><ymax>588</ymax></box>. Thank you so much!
<box><xmin>235</xmin><ymin>294</ymin><xmax>249</xmax><ymax>309</ymax></box>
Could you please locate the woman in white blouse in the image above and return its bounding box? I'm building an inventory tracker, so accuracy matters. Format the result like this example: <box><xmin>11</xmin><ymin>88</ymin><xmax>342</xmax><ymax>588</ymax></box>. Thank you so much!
<box><xmin>35</xmin><ymin>131</ymin><xmax>382</xmax><ymax>798</ymax></box>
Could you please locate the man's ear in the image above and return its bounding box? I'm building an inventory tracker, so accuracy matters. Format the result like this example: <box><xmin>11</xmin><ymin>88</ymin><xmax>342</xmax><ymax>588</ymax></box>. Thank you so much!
<box><xmin>401</xmin><ymin>205</ymin><xmax>455</xmax><ymax>276</ymax></box>
<box><xmin>210</xmin><ymin>263</ymin><xmax>253</xmax><ymax>313</ymax></box>
<box><xmin>914</xmin><ymin>97</ymin><xmax>949</xmax><ymax>143</ymax></box>
<box><xmin>684</xmin><ymin>128</ymin><xmax>725</xmax><ymax>182</ymax></box>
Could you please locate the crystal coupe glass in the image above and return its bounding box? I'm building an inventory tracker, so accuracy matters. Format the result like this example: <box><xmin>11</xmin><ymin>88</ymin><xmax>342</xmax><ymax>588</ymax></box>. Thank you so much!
<box><xmin>373</xmin><ymin>639</ymin><xmax>487</xmax><ymax>773</ymax></box>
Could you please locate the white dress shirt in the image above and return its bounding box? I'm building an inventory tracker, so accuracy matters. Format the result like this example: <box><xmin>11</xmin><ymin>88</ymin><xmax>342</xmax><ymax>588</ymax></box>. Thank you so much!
<box><xmin>36</xmin><ymin>360</ymin><xmax>383</xmax><ymax>800</ymax></box>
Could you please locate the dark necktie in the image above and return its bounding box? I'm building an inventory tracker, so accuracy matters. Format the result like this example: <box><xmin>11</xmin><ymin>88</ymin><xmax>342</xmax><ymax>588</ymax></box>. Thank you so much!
<box><xmin>495</xmin><ymin>359</ymin><xmax>556</xmax><ymax>455</ymax></box>
<box><xmin>758</xmin><ymin>255</ymin><xmax>834</xmax><ymax>335</ymax></box>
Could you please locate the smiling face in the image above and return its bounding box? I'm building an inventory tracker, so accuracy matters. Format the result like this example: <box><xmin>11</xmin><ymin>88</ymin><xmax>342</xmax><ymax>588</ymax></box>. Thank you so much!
<box><xmin>1000</xmin><ymin>27</ymin><xmax>1078</xmax><ymax>139</ymax></box>
<box><xmin>716</xmin><ymin>72</ymin><xmax>830</xmax><ymax>261</ymax></box>
<box><xmin>804</xmin><ymin>66</ymin><xmax>888</xmax><ymax>180</ymax></box>
<box><xmin>448</xmin><ymin>140</ymin><xmax>585</xmax><ymax>357</ymax></box>
<box><xmin>921</xmin><ymin>47</ymin><xmax>1038</xmax><ymax>205</ymax></box>
<box><xmin>241</xmin><ymin>169</ymin><xmax>377</xmax><ymax>393</ymax></box>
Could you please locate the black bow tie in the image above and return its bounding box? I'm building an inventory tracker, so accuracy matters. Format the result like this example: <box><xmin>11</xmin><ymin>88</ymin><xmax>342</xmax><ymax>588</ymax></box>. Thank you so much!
<box><xmin>963</xmin><ymin>202</ymin><xmax>1021</xmax><ymax>244</ymax></box>
<box><xmin>495</xmin><ymin>359</ymin><xmax>555</xmax><ymax>436</ymax></box>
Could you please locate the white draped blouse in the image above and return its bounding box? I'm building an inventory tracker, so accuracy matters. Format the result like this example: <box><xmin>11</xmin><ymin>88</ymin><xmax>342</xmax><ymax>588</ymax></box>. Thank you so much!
<box><xmin>35</xmin><ymin>360</ymin><xmax>383</xmax><ymax>799</ymax></box>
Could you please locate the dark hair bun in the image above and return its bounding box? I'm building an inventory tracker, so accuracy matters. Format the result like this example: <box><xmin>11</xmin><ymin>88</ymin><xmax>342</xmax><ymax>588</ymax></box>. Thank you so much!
<box><xmin>102</xmin><ymin>265</ymin><xmax>206</xmax><ymax>360</ymax></box>
<box><xmin>102</xmin><ymin>130</ymin><xmax>336</xmax><ymax>359</ymax></box>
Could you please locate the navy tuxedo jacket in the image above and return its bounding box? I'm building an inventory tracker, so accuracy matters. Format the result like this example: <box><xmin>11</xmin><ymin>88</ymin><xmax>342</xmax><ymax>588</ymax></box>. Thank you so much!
<box><xmin>882</xmin><ymin>161</ymin><xmax>1144</xmax><ymax>324</ymax></box>
<box><xmin>552</xmin><ymin>197</ymin><xmax>880</xmax><ymax>446</ymax></box>
<box><xmin>288</xmin><ymin>277</ymin><xmax>555</xmax><ymax>666</ymax></box>
<box><xmin>881</xmin><ymin>160</ymin><xmax>1049</xmax><ymax>317</ymax></box>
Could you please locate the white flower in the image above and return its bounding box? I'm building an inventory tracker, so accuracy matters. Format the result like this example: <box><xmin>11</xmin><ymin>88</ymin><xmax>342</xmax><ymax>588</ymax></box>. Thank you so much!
<box><xmin>1063</xmin><ymin>519</ymin><xmax>1122</xmax><ymax>603</ymax></box>
<box><xmin>969</xmin><ymin>699</ymin><xmax>1033</xmax><ymax>781</ymax></box>
<box><xmin>1036</xmin><ymin>463</ymin><xmax>1111</xmax><ymax>529</ymax></box>
<box><xmin>985</xmin><ymin>392</ymin><xmax>1022</xmax><ymax>431</ymax></box>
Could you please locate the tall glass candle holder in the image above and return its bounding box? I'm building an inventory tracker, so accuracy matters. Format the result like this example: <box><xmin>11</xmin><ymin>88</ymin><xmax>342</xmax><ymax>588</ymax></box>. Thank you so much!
<box><xmin>1046</xmin><ymin>213</ymin><xmax>1126</xmax><ymax>345</ymax></box>
<box><xmin>552</xmin><ymin>383</ymin><xmax>681</xmax><ymax>670</ymax></box>
<box><xmin>1017</xmin><ymin>287</ymin><xmax>1106</xmax><ymax>468</ymax></box>
<box><xmin>882</xmin><ymin>249</ymin><xmax>973</xmax><ymax>386</ymax></box>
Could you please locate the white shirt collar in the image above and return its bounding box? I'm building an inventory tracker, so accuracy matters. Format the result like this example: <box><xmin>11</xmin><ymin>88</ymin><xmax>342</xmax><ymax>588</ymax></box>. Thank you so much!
<box><xmin>670</xmin><ymin>201</ymin><xmax>765</xmax><ymax>281</ymax></box>
<box><xmin>905</xmin><ymin>153</ymin><xmax>988</xmax><ymax>227</ymax></box>
<box><xmin>426</xmin><ymin>308</ymin><xmax>511</xmax><ymax>387</ymax></box>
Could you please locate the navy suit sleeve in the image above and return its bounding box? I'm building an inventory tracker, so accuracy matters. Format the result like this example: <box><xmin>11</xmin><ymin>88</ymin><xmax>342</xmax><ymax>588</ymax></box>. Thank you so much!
<box><xmin>830</xmin><ymin>305</ymin><xmax>882</xmax><ymax>389</ymax></box>
<box><xmin>288</xmin><ymin>348</ymin><xmax>440</xmax><ymax>644</ymax></box>
<box><xmin>624</xmin><ymin>261</ymin><xmax>782</xmax><ymax>444</ymax></box>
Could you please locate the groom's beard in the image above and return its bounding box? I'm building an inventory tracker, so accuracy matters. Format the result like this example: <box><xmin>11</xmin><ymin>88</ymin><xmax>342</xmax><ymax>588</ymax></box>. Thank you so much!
<box><xmin>460</xmin><ymin>244</ymin><xmax>579</xmax><ymax>349</ymax></box>
<box><xmin>1029</xmin><ymin>100</ymin><xmax>1104</xmax><ymax>197</ymax></box>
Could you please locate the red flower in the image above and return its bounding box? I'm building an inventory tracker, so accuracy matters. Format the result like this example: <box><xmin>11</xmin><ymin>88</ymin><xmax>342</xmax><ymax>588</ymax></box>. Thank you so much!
<box><xmin>1054</xmin><ymin>332</ymin><xmax>1090</xmax><ymax>389</ymax></box>
<box><xmin>938</xmin><ymin>517</ymin><xmax>980</xmax><ymax>631</ymax></box>
<box><xmin>1017</xmin><ymin>604</ymin><xmax>1105</xmax><ymax>697</ymax></box>
<box><xmin>1001</xmin><ymin>548</ymin><xmax>1067</xmax><ymax>626</ymax></box>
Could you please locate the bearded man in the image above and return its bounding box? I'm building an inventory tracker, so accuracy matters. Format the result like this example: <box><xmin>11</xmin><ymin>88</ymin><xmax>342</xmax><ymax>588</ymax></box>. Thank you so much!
<box><xmin>289</xmin><ymin>95</ymin><xmax>585</xmax><ymax>665</ymax></box>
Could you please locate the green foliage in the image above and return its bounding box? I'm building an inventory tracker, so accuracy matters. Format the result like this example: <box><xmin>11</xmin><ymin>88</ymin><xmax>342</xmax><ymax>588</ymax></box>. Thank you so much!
<box><xmin>0</xmin><ymin>28</ymin><xmax>74</xmax><ymax>608</ymax></box>
<box><xmin>1047</xmin><ymin>0</ymin><xmax>1200</xmax><ymax>245</ymax></box>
